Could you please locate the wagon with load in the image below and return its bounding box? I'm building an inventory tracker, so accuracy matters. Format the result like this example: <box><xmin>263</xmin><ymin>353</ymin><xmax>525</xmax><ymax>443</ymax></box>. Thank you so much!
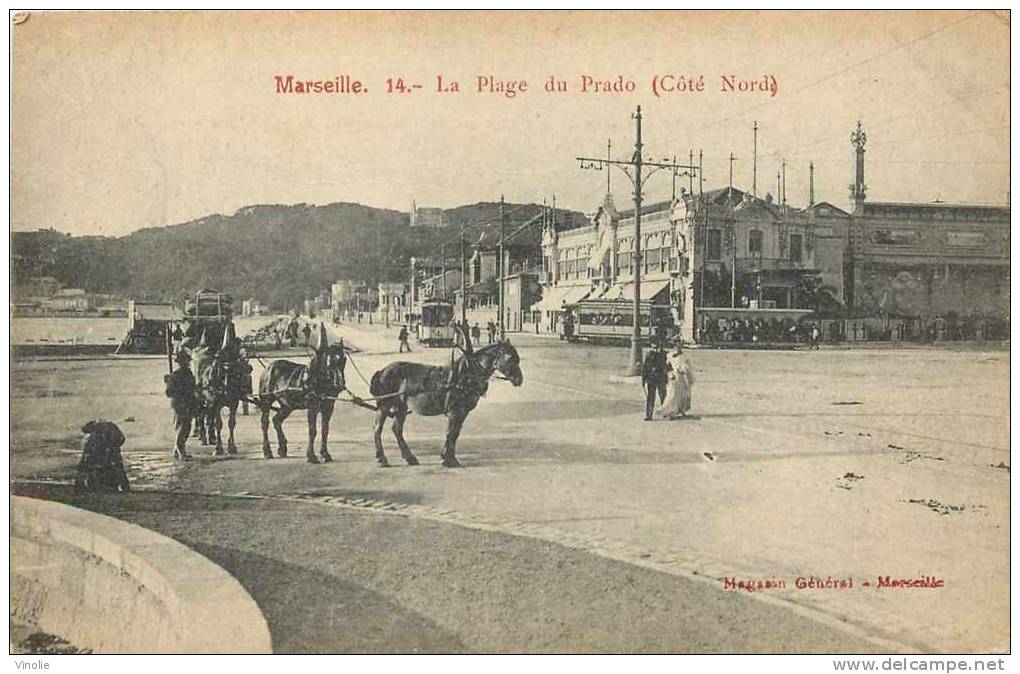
<box><xmin>180</xmin><ymin>289</ymin><xmax>235</xmax><ymax>353</ymax></box>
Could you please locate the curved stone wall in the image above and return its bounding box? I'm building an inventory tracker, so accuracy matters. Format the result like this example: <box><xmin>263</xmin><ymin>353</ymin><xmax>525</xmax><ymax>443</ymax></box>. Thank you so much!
<box><xmin>10</xmin><ymin>496</ymin><xmax>272</xmax><ymax>654</ymax></box>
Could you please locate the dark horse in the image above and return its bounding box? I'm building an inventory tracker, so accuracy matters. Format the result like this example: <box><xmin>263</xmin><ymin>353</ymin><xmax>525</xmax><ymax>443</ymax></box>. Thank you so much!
<box><xmin>369</xmin><ymin>330</ymin><xmax>523</xmax><ymax>467</ymax></box>
<box><xmin>257</xmin><ymin>323</ymin><xmax>346</xmax><ymax>464</ymax></box>
<box><xmin>191</xmin><ymin>322</ymin><xmax>253</xmax><ymax>455</ymax></box>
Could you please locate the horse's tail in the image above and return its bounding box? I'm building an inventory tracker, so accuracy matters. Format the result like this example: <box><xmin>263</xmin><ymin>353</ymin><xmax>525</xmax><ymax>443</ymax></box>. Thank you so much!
<box><xmin>369</xmin><ymin>369</ymin><xmax>385</xmax><ymax>397</ymax></box>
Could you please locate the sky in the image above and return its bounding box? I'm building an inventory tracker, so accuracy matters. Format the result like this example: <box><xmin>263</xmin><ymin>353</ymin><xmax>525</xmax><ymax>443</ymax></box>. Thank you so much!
<box><xmin>11</xmin><ymin>10</ymin><xmax>1010</xmax><ymax>237</ymax></box>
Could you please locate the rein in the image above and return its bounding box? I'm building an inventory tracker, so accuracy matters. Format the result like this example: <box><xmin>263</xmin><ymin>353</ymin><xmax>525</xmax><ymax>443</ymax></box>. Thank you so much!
<box><xmin>251</xmin><ymin>342</ymin><xmax>515</xmax><ymax>414</ymax></box>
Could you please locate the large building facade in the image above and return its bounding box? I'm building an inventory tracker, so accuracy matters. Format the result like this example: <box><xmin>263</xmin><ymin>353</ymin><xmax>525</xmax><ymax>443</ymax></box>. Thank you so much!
<box><xmin>538</xmin><ymin>186</ymin><xmax>819</xmax><ymax>343</ymax></box>
<box><xmin>537</xmin><ymin>122</ymin><xmax>1009</xmax><ymax>343</ymax></box>
<box><xmin>538</xmin><ymin>193</ymin><xmax>697</xmax><ymax>341</ymax></box>
<box><xmin>839</xmin><ymin>123</ymin><xmax>1010</xmax><ymax>339</ymax></box>
<box><xmin>845</xmin><ymin>201</ymin><xmax>1009</xmax><ymax>335</ymax></box>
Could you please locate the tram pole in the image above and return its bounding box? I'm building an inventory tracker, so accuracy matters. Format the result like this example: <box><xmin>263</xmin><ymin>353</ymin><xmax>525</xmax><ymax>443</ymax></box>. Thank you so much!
<box><xmin>460</xmin><ymin>223</ymin><xmax>467</xmax><ymax>328</ymax></box>
<box><xmin>630</xmin><ymin>108</ymin><xmax>644</xmax><ymax>376</ymax></box>
<box><xmin>499</xmin><ymin>194</ymin><xmax>506</xmax><ymax>338</ymax></box>
<box><xmin>576</xmin><ymin>106</ymin><xmax>698</xmax><ymax>375</ymax></box>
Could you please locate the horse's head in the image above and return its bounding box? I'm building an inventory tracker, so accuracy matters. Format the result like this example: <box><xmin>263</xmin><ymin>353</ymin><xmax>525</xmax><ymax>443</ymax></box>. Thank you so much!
<box><xmin>214</xmin><ymin>348</ymin><xmax>253</xmax><ymax>397</ymax></box>
<box><xmin>189</xmin><ymin>344</ymin><xmax>219</xmax><ymax>397</ymax></box>
<box><xmin>493</xmin><ymin>339</ymin><xmax>523</xmax><ymax>387</ymax></box>
<box><xmin>310</xmin><ymin>323</ymin><xmax>346</xmax><ymax>394</ymax></box>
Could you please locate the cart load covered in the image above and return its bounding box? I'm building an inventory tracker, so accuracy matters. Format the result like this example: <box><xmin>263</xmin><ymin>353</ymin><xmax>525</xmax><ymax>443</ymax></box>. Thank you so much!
<box><xmin>184</xmin><ymin>289</ymin><xmax>234</xmax><ymax>318</ymax></box>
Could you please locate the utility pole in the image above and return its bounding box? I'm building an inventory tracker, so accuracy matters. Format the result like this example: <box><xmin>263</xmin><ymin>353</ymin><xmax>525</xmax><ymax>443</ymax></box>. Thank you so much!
<box><xmin>809</xmin><ymin>161</ymin><xmax>815</xmax><ymax>206</ymax></box>
<box><xmin>729</xmin><ymin>151</ymin><xmax>737</xmax><ymax>308</ymax></box>
<box><xmin>781</xmin><ymin>158</ymin><xmax>787</xmax><ymax>208</ymax></box>
<box><xmin>671</xmin><ymin>155</ymin><xmax>678</xmax><ymax>200</ymax></box>
<box><xmin>441</xmin><ymin>244</ymin><xmax>447</xmax><ymax>300</ymax></box>
<box><xmin>731</xmin><ymin>219</ymin><xmax>737</xmax><ymax>309</ymax></box>
<box><xmin>688</xmin><ymin>149</ymin><xmax>694</xmax><ymax>196</ymax></box>
<box><xmin>409</xmin><ymin>256</ymin><xmax>417</xmax><ymax>320</ymax></box>
<box><xmin>752</xmin><ymin>121</ymin><xmax>759</xmax><ymax>198</ymax></box>
<box><xmin>698</xmin><ymin>149</ymin><xmax>706</xmax><ymax>332</ymax></box>
<box><xmin>577</xmin><ymin>106</ymin><xmax>698</xmax><ymax>375</ymax></box>
<box><xmin>499</xmin><ymin>194</ymin><xmax>506</xmax><ymax>337</ymax></box>
<box><xmin>460</xmin><ymin>224</ymin><xmax>467</xmax><ymax>327</ymax></box>
<box><xmin>606</xmin><ymin>140</ymin><xmax>612</xmax><ymax>195</ymax></box>
<box><xmin>633</xmin><ymin>114</ymin><xmax>645</xmax><ymax>374</ymax></box>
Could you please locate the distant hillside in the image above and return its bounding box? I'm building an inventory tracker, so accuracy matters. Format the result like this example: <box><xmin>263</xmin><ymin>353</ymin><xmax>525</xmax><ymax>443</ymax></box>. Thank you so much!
<box><xmin>12</xmin><ymin>201</ymin><xmax>586</xmax><ymax>311</ymax></box>
<box><xmin>443</xmin><ymin>202</ymin><xmax>584</xmax><ymax>231</ymax></box>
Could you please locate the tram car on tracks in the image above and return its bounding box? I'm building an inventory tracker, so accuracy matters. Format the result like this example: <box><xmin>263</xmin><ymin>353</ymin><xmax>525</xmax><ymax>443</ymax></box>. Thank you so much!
<box><xmin>561</xmin><ymin>298</ymin><xmax>675</xmax><ymax>345</ymax></box>
<box><xmin>417</xmin><ymin>298</ymin><xmax>455</xmax><ymax>347</ymax></box>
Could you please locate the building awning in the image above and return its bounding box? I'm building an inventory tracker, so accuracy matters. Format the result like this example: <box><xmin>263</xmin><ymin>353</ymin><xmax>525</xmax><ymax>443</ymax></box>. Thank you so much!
<box><xmin>535</xmin><ymin>285</ymin><xmax>591</xmax><ymax>312</ymax></box>
<box><xmin>598</xmin><ymin>279</ymin><xmax>671</xmax><ymax>303</ymax></box>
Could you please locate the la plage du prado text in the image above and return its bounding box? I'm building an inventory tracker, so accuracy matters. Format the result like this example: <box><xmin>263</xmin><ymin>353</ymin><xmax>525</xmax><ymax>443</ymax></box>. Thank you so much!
<box><xmin>272</xmin><ymin>73</ymin><xmax>780</xmax><ymax>98</ymax></box>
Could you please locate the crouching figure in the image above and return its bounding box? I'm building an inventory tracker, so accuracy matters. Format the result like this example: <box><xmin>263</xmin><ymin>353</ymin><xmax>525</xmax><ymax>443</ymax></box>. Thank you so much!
<box><xmin>74</xmin><ymin>420</ymin><xmax>131</xmax><ymax>492</ymax></box>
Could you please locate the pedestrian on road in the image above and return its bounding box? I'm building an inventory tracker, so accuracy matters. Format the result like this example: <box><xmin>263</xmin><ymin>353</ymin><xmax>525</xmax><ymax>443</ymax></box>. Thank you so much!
<box><xmin>658</xmin><ymin>340</ymin><xmax>694</xmax><ymax>419</ymax></box>
<box><xmin>164</xmin><ymin>350</ymin><xmax>198</xmax><ymax>461</ymax></box>
<box><xmin>487</xmin><ymin>320</ymin><xmax>496</xmax><ymax>344</ymax></box>
<box><xmin>471</xmin><ymin>322</ymin><xmax>481</xmax><ymax>345</ymax></box>
<box><xmin>302</xmin><ymin>323</ymin><xmax>312</xmax><ymax>347</ymax></box>
<box><xmin>810</xmin><ymin>323</ymin><xmax>821</xmax><ymax>350</ymax></box>
<box><xmin>640</xmin><ymin>340</ymin><xmax>669</xmax><ymax>421</ymax></box>
<box><xmin>398</xmin><ymin>324</ymin><xmax>412</xmax><ymax>352</ymax></box>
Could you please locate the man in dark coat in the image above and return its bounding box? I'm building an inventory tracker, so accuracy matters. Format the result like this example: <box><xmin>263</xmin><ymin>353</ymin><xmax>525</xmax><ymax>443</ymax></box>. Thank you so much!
<box><xmin>641</xmin><ymin>340</ymin><xmax>669</xmax><ymax>421</ymax></box>
<box><xmin>75</xmin><ymin>420</ymin><xmax>130</xmax><ymax>492</ymax></box>
<box><xmin>164</xmin><ymin>350</ymin><xmax>198</xmax><ymax>460</ymax></box>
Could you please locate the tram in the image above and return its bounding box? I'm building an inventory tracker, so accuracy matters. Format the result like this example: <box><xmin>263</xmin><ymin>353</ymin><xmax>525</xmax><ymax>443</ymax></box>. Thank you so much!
<box><xmin>562</xmin><ymin>298</ymin><xmax>675</xmax><ymax>345</ymax></box>
<box><xmin>418</xmin><ymin>298</ymin><xmax>455</xmax><ymax>347</ymax></box>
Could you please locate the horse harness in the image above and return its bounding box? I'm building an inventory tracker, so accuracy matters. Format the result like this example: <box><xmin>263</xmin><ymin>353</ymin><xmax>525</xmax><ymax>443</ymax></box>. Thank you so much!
<box><xmin>203</xmin><ymin>354</ymin><xmax>253</xmax><ymax>400</ymax></box>
<box><xmin>250</xmin><ymin>344</ymin><xmax>508</xmax><ymax>414</ymax></box>
<box><xmin>442</xmin><ymin>347</ymin><xmax>504</xmax><ymax>411</ymax></box>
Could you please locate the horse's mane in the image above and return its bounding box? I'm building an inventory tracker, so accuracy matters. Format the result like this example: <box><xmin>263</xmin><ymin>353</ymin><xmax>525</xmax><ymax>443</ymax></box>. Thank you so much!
<box><xmin>455</xmin><ymin>340</ymin><xmax>516</xmax><ymax>368</ymax></box>
<box><xmin>474</xmin><ymin>342</ymin><xmax>504</xmax><ymax>356</ymax></box>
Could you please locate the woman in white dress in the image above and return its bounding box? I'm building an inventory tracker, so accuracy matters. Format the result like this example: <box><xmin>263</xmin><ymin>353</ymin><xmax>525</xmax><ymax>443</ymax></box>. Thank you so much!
<box><xmin>658</xmin><ymin>340</ymin><xmax>694</xmax><ymax>419</ymax></box>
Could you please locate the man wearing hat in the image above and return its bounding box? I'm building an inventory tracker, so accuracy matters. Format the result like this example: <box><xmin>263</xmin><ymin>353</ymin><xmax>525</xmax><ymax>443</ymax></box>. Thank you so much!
<box><xmin>640</xmin><ymin>338</ymin><xmax>669</xmax><ymax>421</ymax></box>
<box><xmin>164</xmin><ymin>350</ymin><xmax>198</xmax><ymax>460</ymax></box>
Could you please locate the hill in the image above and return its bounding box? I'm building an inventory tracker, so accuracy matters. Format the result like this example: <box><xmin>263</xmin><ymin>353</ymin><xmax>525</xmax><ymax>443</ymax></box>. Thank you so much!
<box><xmin>11</xmin><ymin>201</ymin><xmax>586</xmax><ymax>311</ymax></box>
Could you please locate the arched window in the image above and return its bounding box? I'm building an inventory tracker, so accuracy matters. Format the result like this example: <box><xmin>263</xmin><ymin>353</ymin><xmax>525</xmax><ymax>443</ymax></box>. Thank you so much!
<box><xmin>473</xmin><ymin>255</ymin><xmax>482</xmax><ymax>284</ymax></box>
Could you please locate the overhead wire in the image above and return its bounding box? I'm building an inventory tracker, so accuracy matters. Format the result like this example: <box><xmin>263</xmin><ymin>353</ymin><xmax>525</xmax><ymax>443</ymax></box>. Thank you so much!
<box><xmin>699</xmin><ymin>11</ymin><xmax>981</xmax><ymax>132</ymax></box>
